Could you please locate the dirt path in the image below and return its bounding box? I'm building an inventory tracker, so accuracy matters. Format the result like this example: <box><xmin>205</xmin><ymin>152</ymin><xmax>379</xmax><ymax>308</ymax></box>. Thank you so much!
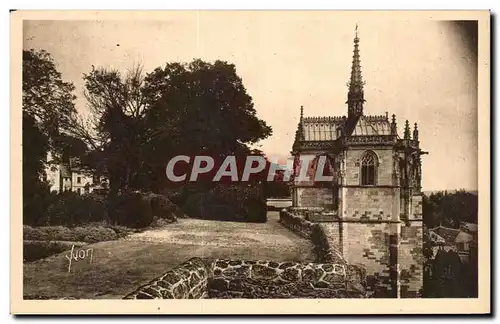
<box><xmin>23</xmin><ymin>212</ymin><xmax>314</xmax><ymax>299</ymax></box>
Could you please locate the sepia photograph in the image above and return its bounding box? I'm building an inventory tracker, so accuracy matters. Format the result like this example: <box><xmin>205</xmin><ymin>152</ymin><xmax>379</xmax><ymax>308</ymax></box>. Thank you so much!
<box><xmin>10</xmin><ymin>10</ymin><xmax>490</xmax><ymax>314</ymax></box>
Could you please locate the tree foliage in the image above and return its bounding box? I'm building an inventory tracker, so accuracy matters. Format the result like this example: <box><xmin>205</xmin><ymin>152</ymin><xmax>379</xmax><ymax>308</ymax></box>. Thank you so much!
<box><xmin>82</xmin><ymin>65</ymin><xmax>149</xmax><ymax>192</ymax></box>
<box><xmin>22</xmin><ymin>112</ymin><xmax>52</xmax><ymax>224</ymax></box>
<box><xmin>423</xmin><ymin>190</ymin><xmax>478</xmax><ymax>228</ymax></box>
<box><xmin>140</xmin><ymin>60</ymin><xmax>272</xmax><ymax>190</ymax></box>
<box><xmin>22</xmin><ymin>49</ymin><xmax>77</xmax><ymax>143</ymax></box>
<box><xmin>82</xmin><ymin>59</ymin><xmax>272</xmax><ymax>194</ymax></box>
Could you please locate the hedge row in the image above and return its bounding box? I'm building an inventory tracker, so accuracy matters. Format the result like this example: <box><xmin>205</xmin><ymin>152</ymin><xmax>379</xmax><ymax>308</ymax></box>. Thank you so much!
<box><xmin>23</xmin><ymin>224</ymin><xmax>134</xmax><ymax>243</ymax></box>
<box><xmin>24</xmin><ymin>190</ymin><xmax>181</xmax><ymax>229</ymax></box>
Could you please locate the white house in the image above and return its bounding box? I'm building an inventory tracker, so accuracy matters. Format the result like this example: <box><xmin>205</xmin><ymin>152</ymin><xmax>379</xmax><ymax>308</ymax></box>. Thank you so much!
<box><xmin>44</xmin><ymin>154</ymin><xmax>107</xmax><ymax>195</ymax></box>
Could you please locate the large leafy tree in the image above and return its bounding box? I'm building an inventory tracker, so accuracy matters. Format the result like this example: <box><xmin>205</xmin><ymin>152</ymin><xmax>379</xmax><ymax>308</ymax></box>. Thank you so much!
<box><xmin>141</xmin><ymin>59</ymin><xmax>272</xmax><ymax>190</ymax></box>
<box><xmin>23</xmin><ymin>49</ymin><xmax>85</xmax><ymax>222</ymax></box>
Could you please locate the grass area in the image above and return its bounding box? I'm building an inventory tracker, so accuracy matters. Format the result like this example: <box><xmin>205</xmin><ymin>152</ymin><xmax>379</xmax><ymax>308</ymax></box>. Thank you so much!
<box><xmin>22</xmin><ymin>218</ymin><xmax>176</xmax><ymax>263</ymax></box>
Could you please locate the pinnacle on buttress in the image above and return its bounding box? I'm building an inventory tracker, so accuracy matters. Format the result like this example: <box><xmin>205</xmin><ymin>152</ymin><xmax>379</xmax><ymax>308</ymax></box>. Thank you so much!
<box><xmin>295</xmin><ymin>105</ymin><xmax>305</xmax><ymax>142</ymax></box>
<box><xmin>347</xmin><ymin>24</ymin><xmax>365</xmax><ymax>119</ymax></box>
<box><xmin>413</xmin><ymin>123</ymin><xmax>419</xmax><ymax>141</ymax></box>
<box><xmin>404</xmin><ymin>120</ymin><xmax>411</xmax><ymax>140</ymax></box>
<box><xmin>391</xmin><ymin>114</ymin><xmax>397</xmax><ymax>135</ymax></box>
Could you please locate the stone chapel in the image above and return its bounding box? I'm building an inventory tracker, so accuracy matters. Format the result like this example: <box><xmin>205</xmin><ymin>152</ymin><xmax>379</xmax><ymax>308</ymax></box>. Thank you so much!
<box><xmin>290</xmin><ymin>26</ymin><xmax>427</xmax><ymax>297</ymax></box>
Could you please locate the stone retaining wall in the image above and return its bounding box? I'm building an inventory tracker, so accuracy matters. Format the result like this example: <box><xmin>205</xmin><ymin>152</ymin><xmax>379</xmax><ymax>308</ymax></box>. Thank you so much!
<box><xmin>209</xmin><ymin>259</ymin><xmax>365</xmax><ymax>298</ymax></box>
<box><xmin>287</xmin><ymin>207</ymin><xmax>325</xmax><ymax>219</ymax></box>
<box><xmin>123</xmin><ymin>257</ymin><xmax>367</xmax><ymax>299</ymax></box>
<box><xmin>279</xmin><ymin>209</ymin><xmax>316</xmax><ymax>239</ymax></box>
<box><xmin>123</xmin><ymin>257</ymin><xmax>211</xmax><ymax>299</ymax></box>
<box><xmin>279</xmin><ymin>209</ymin><xmax>346</xmax><ymax>265</ymax></box>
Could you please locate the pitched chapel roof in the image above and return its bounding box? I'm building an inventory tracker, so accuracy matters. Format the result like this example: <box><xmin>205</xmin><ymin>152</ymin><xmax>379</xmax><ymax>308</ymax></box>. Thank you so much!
<box><xmin>350</xmin><ymin>115</ymin><xmax>392</xmax><ymax>136</ymax></box>
<box><xmin>296</xmin><ymin>114</ymin><xmax>392</xmax><ymax>141</ymax></box>
<box><xmin>300</xmin><ymin>116</ymin><xmax>346</xmax><ymax>141</ymax></box>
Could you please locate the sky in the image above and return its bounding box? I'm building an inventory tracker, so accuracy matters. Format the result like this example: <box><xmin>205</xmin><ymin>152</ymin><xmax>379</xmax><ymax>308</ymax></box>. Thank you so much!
<box><xmin>23</xmin><ymin>12</ymin><xmax>478</xmax><ymax>191</ymax></box>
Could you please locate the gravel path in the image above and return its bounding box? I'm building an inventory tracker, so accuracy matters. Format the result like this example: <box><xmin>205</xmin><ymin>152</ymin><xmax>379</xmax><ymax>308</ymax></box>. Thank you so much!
<box><xmin>123</xmin><ymin>212</ymin><xmax>310</xmax><ymax>249</ymax></box>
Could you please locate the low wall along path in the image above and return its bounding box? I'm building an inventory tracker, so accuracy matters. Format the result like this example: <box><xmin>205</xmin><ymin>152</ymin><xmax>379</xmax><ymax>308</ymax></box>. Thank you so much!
<box><xmin>123</xmin><ymin>257</ymin><xmax>366</xmax><ymax>299</ymax></box>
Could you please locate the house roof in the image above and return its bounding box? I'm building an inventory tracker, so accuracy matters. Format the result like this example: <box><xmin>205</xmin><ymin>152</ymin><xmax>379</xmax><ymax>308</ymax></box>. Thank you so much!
<box><xmin>428</xmin><ymin>230</ymin><xmax>446</xmax><ymax>244</ymax></box>
<box><xmin>59</xmin><ymin>164</ymin><xmax>71</xmax><ymax>178</ymax></box>
<box><xmin>455</xmin><ymin>231</ymin><xmax>474</xmax><ymax>243</ymax></box>
<box><xmin>460</xmin><ymin>222</ymin><xmax>478</xmax><ymax>233</ymax></box>
<box><xmin>429</xmin><ymin>226</ymin><xmax>461</xmax><ymax>243</ymax></box>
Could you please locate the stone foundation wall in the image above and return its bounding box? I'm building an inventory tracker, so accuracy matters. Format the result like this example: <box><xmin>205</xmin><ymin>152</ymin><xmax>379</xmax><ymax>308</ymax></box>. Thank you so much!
<box><xmin>295</xmin><ymin>187</ymin><xmax>333</xmax><ymax>209</ymax></box>
<box><xmin>339</xmin><ymin>222</ymin><xmax>398</xmax><ymax>297</ymax></box>
<box><xmin>123</xmin><ymin>257</ymin><xmax>368</xmax><ymax>299</ymax></box>
<box><xmin>398</xmin><ymin>221</ymin><xmax>423</xmax><ymax>297</ymax></box>
<box><xmin>398</xmin><ymin>195</ymin><xmax>424</xmax><ymax>297</ymax></box>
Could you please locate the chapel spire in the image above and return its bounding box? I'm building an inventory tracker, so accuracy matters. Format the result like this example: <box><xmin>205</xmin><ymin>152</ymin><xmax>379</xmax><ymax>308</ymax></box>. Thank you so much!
<box><xmin>347</xmin><ymin>24</ymin><xmax>365</xmax><ymax>119</ymax></box>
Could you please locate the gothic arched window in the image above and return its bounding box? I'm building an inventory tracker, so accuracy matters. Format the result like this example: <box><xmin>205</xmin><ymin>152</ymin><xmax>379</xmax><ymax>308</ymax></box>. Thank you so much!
<box><xmin>360</xmin><ymin>151</ymin><xmax>377</xmax><ymax>185</ymax></box>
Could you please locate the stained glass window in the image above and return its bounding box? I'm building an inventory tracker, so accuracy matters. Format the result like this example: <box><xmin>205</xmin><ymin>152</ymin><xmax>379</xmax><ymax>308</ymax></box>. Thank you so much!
<box><xmin>361</xmin><ymin>151</ymin><xmax>377</xmax><ymax>185</ymax></box>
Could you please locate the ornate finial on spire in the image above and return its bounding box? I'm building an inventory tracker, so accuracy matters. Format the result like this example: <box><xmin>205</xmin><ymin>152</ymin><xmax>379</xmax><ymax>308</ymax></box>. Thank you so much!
<box><xmin>300</xmin><ymin>105</ymin><xmax>304</xmax><ymax>120</ymax></box>
<box><xmin>346</xmin><ymin>24</ymin><xmax>365</xmax><ymax>119</ymax></box>
<box><xmin>404</xmin><ymin>120</ymin><xmax>411</xmax><ymax>139</ymax></box>
<box><xmin>391</xmin><ymin>114</ymin><xmax>397</xmax><ymax>135</ymax></box>
<box><xmin>413</xmin><ymin>122</ymin><xmax>419</xmax><ymax>141</ymax></box>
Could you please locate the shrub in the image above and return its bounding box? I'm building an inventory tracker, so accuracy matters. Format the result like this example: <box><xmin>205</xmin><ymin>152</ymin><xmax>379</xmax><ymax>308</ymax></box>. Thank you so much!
<box><xmin>107</xmin><ymin>225</ymin><xmax>136</xmax><ymax>238</ymax></box>
<box><xmin>182</xmin><ymin>184</ymin><xmax>267</xmax><ymax>222</ymax></box>
<box><xmin>23</xmin><ymin>184</ymin><xmax>59</xmax><ymax>226</ymax></box>
<box><xmin>146</xmin><ymin>192</ymin><xmax>180</xmax><ymax>221</ymax></box>
<box><xmin>81</xmin><ymin>226</ymin><xmax>117</xmax><ymax>243</ymax></box>
<box><xmin>109</xmin><ymin>191</ymin><xmax>154</xmax><ymax>228</ymax></box>
<box><xmin>46</xmin><ymin>192</ymin><xmax>107</xmax><ymax>226</ymax></box>
<box><xmin>23</xmin><ymin>225</ymin><xmax>75</xmax><ymax>241</ymax></box>
<box><xmin>149</xmin><ymin>216</ymin><xmax>176</xmax><ymax>228</ymax></box>
<box><xmin>23</xmin><ymin>225</ymin><xmax>45</xmax><ymax>240</ymax></box>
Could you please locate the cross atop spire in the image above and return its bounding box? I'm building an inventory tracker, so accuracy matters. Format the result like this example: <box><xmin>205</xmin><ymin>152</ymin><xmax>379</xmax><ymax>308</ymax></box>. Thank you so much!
<box><xmin>347</xmin><ymin>24</ymin><xmax>365</xmax><ymax>119</ymax></box>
